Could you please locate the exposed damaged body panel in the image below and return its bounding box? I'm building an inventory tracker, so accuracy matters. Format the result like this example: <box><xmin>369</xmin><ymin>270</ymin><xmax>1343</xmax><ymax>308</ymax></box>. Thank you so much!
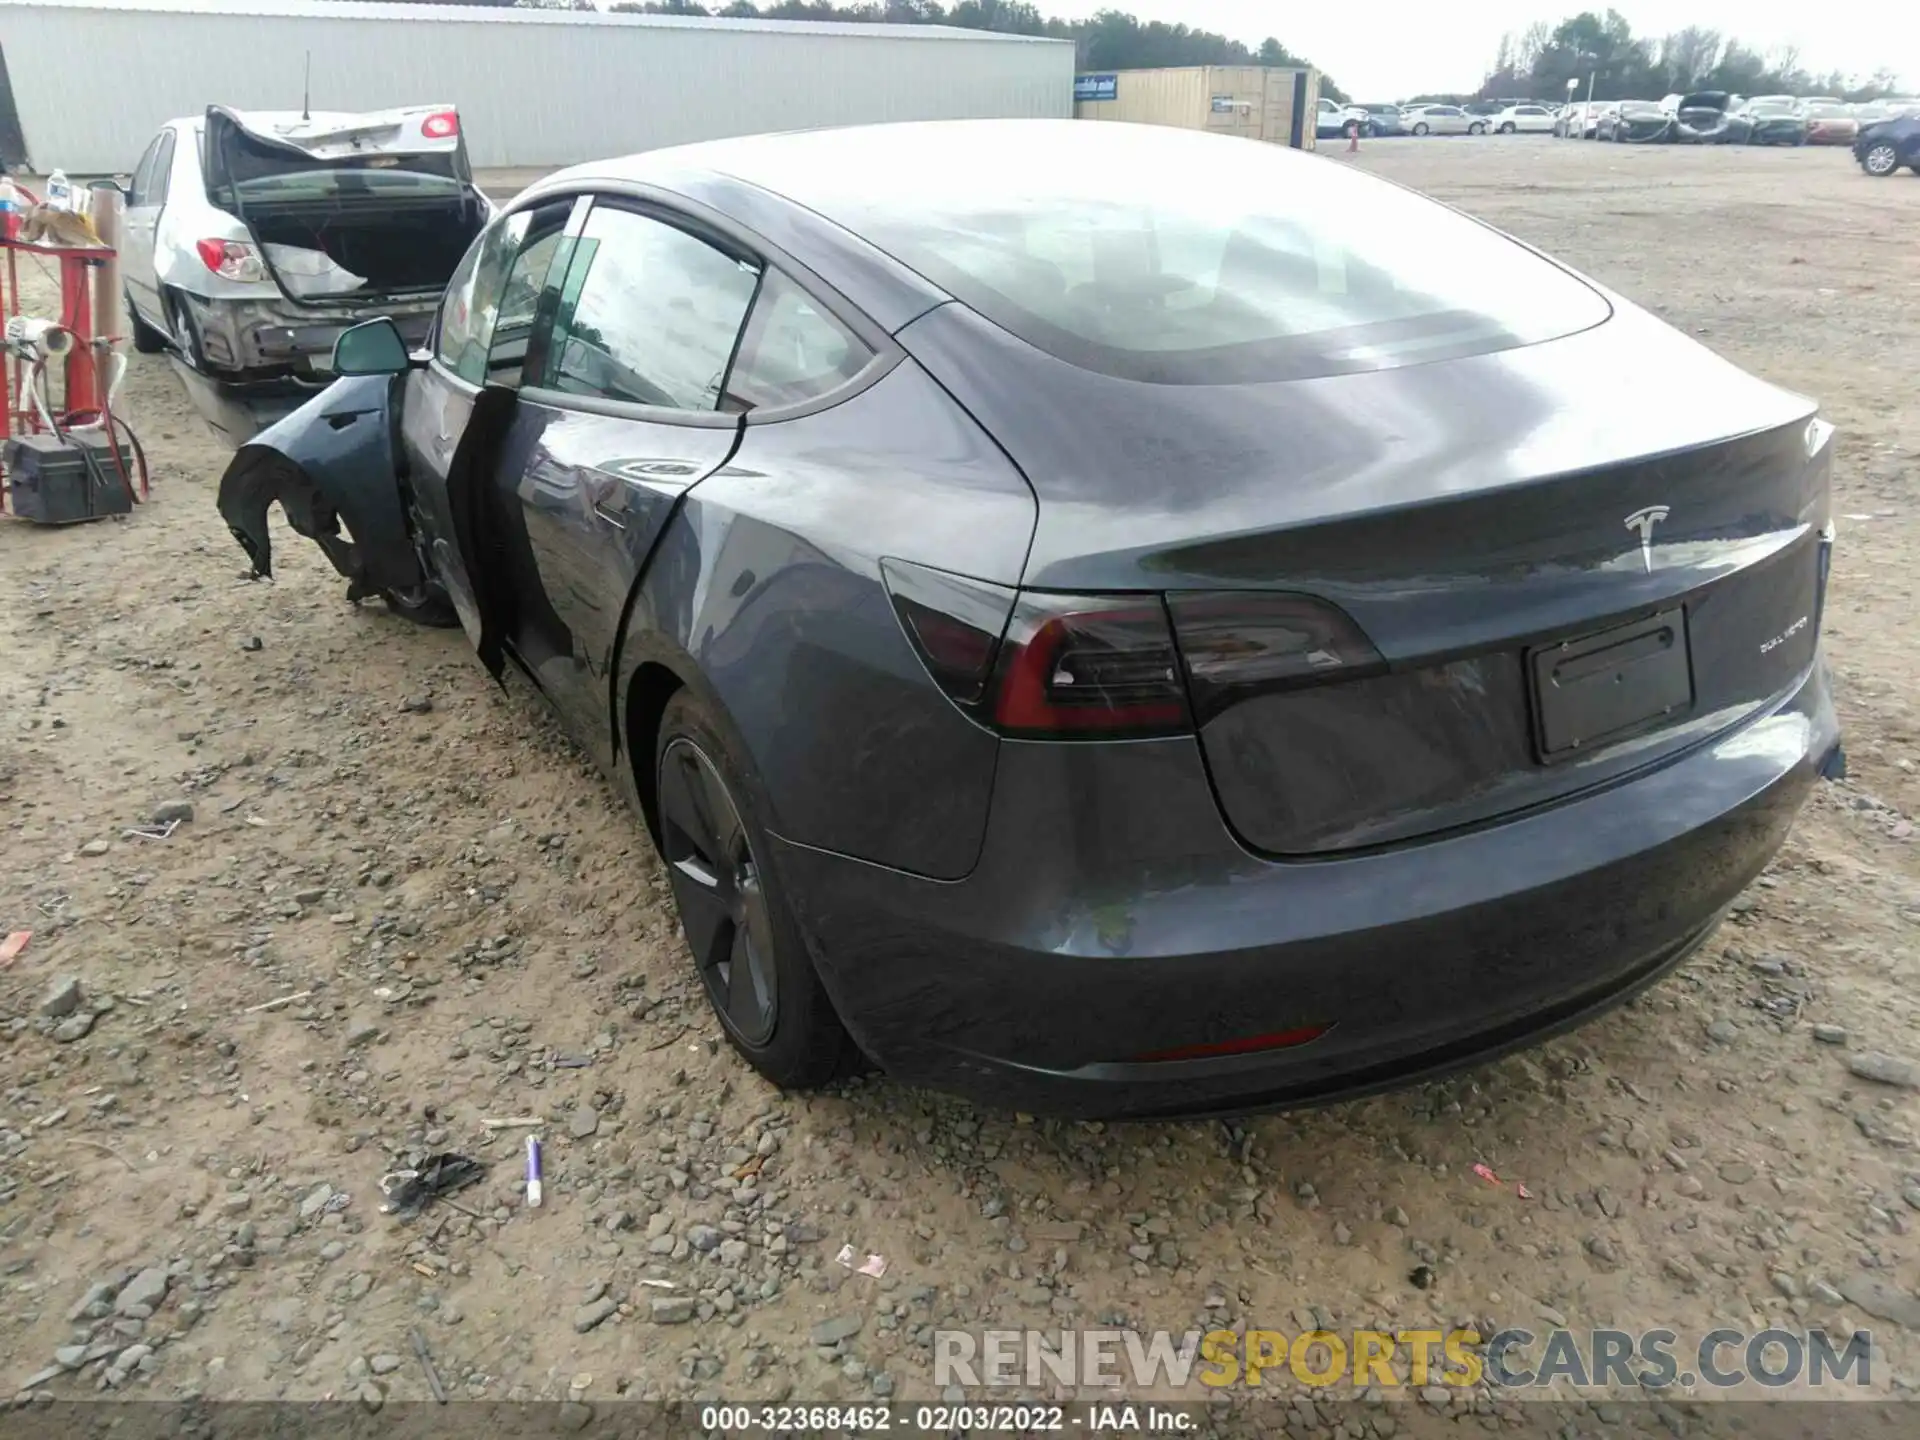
<box><xmin>216</xmin><ymin>373</ymin><xmax>447</xmax><ymax>619</ymax></box>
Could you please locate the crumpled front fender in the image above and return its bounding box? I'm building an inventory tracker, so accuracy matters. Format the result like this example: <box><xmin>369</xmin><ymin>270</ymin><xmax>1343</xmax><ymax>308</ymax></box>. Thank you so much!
<box><xmin>216</xmin><ymin>373</ymin><xmax>426</xmax><ymax>600</ymax></box>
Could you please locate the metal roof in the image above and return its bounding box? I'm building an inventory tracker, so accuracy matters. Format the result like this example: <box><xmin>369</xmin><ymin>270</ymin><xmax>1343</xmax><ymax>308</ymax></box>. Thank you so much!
<box><xmin>10</xmin><ymin>0</ymin><xmax>1067</xmax><ymax>43</ymax></box>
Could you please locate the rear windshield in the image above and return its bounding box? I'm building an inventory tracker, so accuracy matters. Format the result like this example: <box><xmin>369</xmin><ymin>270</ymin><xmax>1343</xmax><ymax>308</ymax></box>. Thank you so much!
<box><xmin>801</xmin><ymin>128</ymin><xmax>1610</xmax><ymax>384</ymax></box>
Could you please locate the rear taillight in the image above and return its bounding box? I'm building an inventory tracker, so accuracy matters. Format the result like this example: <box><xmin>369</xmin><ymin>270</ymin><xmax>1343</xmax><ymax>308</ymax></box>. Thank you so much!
<box><xmin>993</xmin><ymin>594</ymin><xmax>1188</xmax><ymax>737</ymax></box>
<box><xmin>196</xmin><ymin>238</ymin><xmax>263</xmax><ymax>282</ymax></box>
<box><xmin>422</xmin><ymin>111</ymin><xmax>459</xmax><ymax>140</ymax></box>
<box><xmin>1167</xmin><ymin>591</ymin><xmax>1384</xmax><ymax>723</ymax></box>
<box><xmin>882</xmin><ymin>566</ymin><xmax>1382</xmax><ymax>739</ymax></box>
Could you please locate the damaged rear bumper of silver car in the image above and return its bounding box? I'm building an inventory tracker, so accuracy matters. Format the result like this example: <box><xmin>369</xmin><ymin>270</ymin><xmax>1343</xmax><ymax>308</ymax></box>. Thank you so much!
<box><xmin>185</xmin><ymin>294</ymin><xmax>438</xmax><ymax>378</ymax></box>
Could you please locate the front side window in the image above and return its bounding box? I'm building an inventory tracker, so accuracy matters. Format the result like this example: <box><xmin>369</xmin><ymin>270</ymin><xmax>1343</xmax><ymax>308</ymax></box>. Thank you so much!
<box><xmin>546</xmin><ymin>205</ymin><xmax>760</xmax><ymax>411</ymax></box>
<box><xmin>434</xmin><ymin>201</ymin><xmax>571</xmax><ymax>387</ymax></box>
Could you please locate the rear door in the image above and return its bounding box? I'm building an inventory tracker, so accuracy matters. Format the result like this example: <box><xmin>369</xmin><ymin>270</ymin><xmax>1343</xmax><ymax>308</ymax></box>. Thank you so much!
<box><xmin>398</xmin><ymin>196</ymin><xmax>581</xmax><ymax>653</ymax></box>
<box><xmin>120</xmin><ymin>128</ymin><xmax>172</xmax><ymax>318</ymax></box>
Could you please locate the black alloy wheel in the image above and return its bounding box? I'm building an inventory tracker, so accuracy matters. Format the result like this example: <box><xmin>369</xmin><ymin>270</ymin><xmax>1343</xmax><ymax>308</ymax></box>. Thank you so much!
<box><xmin>658</xmin><ymin>734</ymin><xmax>780</xmax><ymax>1047</ymax></box>
<box><xmin>651</xmin><ymin>690</ymin><xmax>856</xmax><ymax>1088</ymax></box>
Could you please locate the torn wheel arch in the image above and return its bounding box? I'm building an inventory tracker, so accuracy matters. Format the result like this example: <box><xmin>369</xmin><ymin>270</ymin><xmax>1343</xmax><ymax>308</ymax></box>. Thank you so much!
<box><xmin>214</xmin><ymin>371</ymin><xmax>436</xmax><ymax>607</ymax></box>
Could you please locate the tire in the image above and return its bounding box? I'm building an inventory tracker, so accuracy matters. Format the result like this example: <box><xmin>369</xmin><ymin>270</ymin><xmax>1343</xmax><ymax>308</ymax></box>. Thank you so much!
<box><xmin>1469</xmin><ymin>122</ymin><xmax>1487</xmax><ymax>135</ymax></box>
<box><xmin>653</xmin><ymin>689</ymin><xmax>854</xmax><ymax>1089</ymax></box>
<box><xmin>1499</xmin><ymin>122</ymin><xmax>1516</xmax><ymax>134</ymax></box>
<box><xmin>125</xmin><ymin>288</ymin><xmax>166</xmax><ymax>354</ymax></box>
<box><xmin>1862</xmin><ymin>141</ymin><xmax>1901</xmax><ymax>176</ymax></box>
<box><xmin>1412</xmin><ymin>122</ymin><xmax>1429</xmax><ymax>136</ymax></box>
<box><xmin>165</xmin><ymin>290</ymin><xmax>206</xmax><ymax>371</ymax></box>
<box><xmin>380</xmin><ymin>582</ymin><xmax>461</xmax><ymax>628</ymax></box>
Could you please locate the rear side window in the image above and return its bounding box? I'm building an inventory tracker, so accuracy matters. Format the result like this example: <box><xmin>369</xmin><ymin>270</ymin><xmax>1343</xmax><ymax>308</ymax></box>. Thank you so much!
<box><xmin>546</xmin><ymin>205</ymin><xmax>760</xmax><ymax>411</ymax></box>
<box><xmin>800</xmin><ymin>127</ymin><xmax>1610</xmax><ymax>384</ymax></box>
<box><xmin>129</xmin><ymin>134</ymin><xmax>165</xmax><ymax>207</ymax></box>
<box><xmin>721</xmin><ymin>271</ymin><xmax>872</xmax><ymax>414</ymax></box>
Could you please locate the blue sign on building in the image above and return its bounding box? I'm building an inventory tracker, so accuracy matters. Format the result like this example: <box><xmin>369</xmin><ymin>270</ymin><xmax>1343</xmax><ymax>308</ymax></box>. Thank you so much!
<box><xmin>1074</xmin><ymin>73</ymin><xmax>1119</xmax><ymax>103</ymax></box>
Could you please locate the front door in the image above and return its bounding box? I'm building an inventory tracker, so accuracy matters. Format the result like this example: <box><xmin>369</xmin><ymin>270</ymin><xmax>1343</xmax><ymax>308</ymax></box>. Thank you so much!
<box><xmin>397</xmin><ymin>196</ymin><xmax>581</xmax><ymax>654</ymax></box>
<box><xmin>488</xmin><ymin>199</ymin><xmax>762</xmax><ymax>754</ymax></box>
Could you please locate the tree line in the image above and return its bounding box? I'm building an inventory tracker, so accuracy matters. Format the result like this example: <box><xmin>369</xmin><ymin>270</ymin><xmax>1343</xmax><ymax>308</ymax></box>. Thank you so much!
<box><xmin>1458</xmin><ymin>8</ymin><xmax>1902</xmax><ymax>105</ymax></box>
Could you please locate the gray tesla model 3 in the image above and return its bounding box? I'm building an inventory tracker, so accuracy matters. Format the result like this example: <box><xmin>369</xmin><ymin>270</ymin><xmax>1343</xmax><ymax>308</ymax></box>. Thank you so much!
<box><xmin>217</xmin><ymin>120</ymin><xmax>1841</xmax><ymax>1119</ymax></box>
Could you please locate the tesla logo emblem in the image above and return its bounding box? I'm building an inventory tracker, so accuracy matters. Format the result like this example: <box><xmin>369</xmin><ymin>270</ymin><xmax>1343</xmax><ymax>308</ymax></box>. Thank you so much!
<box><xmin>1624</xmin><ymin>505</ymin><xmax>1670</xmax><ymax>572</ymax></box>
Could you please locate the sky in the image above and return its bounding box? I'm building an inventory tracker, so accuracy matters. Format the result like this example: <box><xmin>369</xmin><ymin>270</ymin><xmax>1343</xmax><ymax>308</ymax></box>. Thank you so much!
<box><xmin>1038</xmin><ymin>2</ymin><xmax>1916</xmax><ymax>101</ymax></box>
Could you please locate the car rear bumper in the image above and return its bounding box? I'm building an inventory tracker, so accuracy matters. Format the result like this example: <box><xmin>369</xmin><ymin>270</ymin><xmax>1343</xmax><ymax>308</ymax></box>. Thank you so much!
<box><xmin>186</xmin><ymin>293</ymin><xmax>438</xmax><ymax>378</ymax></box>
<box><xmin>775</xmin><ymin>659</ymin><xmax>1838</xmax><ymax>1119</ymax></box>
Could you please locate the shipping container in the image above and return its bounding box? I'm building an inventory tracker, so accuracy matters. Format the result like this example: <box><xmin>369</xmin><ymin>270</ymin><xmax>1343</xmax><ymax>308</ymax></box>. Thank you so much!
<box><xmin>1073</xmin><ymin>65</ymin><xmax>1320</xmax><ymax>150</ymax></box>
<box><xmin>0</xmin><ymin>0</ymin><xmax>1075</xmax><ymax>174</ymax></box>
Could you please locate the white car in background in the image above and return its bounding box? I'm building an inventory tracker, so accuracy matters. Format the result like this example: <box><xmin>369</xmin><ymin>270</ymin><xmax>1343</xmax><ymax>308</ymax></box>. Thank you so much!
<box><xmin>117</xmin><ymin>104</ymin><xmax>494</xmax><ymax>383</ymax></box>
<box><xmin>1492</xmin><ymin>104</ymin><xmax>1557</xmax><ymax>134</ymax></box>
<box><xmin>1403</xmin><ymin>105</ymin><xmax>1487</xmax><ymax>136</ymax></box>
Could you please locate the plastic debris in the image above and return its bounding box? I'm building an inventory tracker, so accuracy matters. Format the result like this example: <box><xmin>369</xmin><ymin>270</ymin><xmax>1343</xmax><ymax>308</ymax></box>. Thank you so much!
<box><xmin>836</xmin><ymin>1244</ymin><xmax>888</xmax><ymax>1278</ymax></box>
<box><xmin>1472</xmin><ymin>1162</ymin><xmax>1533</xmax><ymax>1199</ymax></box>
<box><xmin>379</xmin><ymin>1153</ymin><xmax>487</xmax><ymax>1215</ymax></box>
<box><xmin>121</xmin><ymin>820</ymin><xmax>180</xmax><ymax>842</ymax></box>
<box><xmin>0</xmin><ymin>931</ymin><xmax>30</xmax><ymax>966</ymax></box>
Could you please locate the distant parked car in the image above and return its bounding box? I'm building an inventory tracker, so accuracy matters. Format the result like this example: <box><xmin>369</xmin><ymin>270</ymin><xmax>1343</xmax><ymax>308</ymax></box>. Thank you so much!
<box><xmin>1405</xmin><ymin>105</ymin><xmax>1486</xmax><ymax>136</ymax></box>
<box><xmin>1801</xmin><ymin>103</ymin><xmax>1860</xmax><ymax>146</ymax></box>
<box><xmin>1599</xmin><ymin>102</ymin><xmax>1673</xmax><ymax>143</ymax></box>
<box><xmin>1316</xmin><ymin>98</ymin><xmax>1377</xmax><ymax>138</ymax></box>
<box><xmin>118</xmin><ymin>104</ymin><xmax>493</xmax><ymax>383</ymax></box>
<box><xmin>1553</xmin><ymin>103</ymin><xmax>1598</xmax><ymax>137</ymax></box>
<box><xmin>1493</xmin><ymin>104</ymin><xmax>1556</xmax><ymax>134</ymax></box>
<box><xmin>1856</xmin><ymin>113</ymin><xmax>1920</xmax><ymax>175</ymax></box>
<box><xmin>1356</xmin><ymin>103</ymin><xmax>1405</xmax><ymax>136</ymax></box>
<box><xmin>1672</xmin><ymin>92</ymin><xmax>1734</xmax><ymax>143</ymax></box>
<box><xmin>1726</xmin><ymin>101</ymin><xmax>1807</xmax><ymax>147</ymax></box>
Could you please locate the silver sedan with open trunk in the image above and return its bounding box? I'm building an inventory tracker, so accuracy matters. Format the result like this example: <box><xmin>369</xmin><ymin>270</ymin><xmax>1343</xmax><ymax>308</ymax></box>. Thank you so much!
<box><xmin>117</xmin><ymin>104</ymin><xmax>493</xmax><ymax>382</ymax></box>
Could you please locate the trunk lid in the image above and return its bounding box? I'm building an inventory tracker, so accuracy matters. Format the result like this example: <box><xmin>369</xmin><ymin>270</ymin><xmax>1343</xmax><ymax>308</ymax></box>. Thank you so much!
<box><xmin>205</xmin><ymin>104</ymin><xmax>472</xmax><ymax>193</ymax></box>
<box><xmin>901</xmin><ymin>297</ymin><xmax>1832</xmax><ymax>855</ymax></box>
<box><xmin>205</xmin><ymin>104</ymin><xmax>485</xmax><ymax>307</ymax></box>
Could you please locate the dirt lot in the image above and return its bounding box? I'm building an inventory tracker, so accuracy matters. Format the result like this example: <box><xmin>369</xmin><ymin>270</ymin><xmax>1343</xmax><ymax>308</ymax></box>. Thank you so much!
<box><xmin>2</xmin><ymin>137</ymin><xmax>1918</xmax><ymax>1433</ymax></box>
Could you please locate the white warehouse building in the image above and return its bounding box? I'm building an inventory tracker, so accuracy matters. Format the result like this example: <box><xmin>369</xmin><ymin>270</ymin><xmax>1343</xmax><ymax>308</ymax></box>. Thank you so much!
<box><xmin>0</xmin><ymin>0</ymin><xmax>1076</xmax><ymax>173</ymax></box>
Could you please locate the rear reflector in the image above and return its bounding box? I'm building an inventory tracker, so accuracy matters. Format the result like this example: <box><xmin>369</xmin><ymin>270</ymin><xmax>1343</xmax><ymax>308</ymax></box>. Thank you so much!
<box><xmin>422</xmin><ymin>110</ymin><xmax>460</xmax><ymax>140</ymax></box>
<box><xmin>993</xmin><ymin>594</ymin><xmax>1188</xmax><ymax>737</ymax></box>
<box><xmin>1168</xmin><ymin>591</ymin><xmax>1384</xmax><ymax>723</ymax></box>
<box><xmin>881</xmin><ymin>559</ymin><xmax>1016</xmax><ymax>706</ymax></box>
<box><xmin>1133</xmin><ymin>1024</ymin><xmax>1330</xmax><ymax>1063</ymax></box>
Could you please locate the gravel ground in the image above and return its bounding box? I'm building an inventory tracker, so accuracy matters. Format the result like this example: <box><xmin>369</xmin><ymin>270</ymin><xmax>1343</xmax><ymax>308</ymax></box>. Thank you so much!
<box><xmin>2</xmin><ymin>137</ymin><xmax>1919</xmax><ymax>1435</ymax></box>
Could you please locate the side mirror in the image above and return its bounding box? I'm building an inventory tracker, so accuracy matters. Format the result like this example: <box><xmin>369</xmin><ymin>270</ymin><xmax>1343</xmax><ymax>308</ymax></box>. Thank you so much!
<box><xmin>333</xmin><ymin>317</ymin><xmax>410</xmax><ymax>376</ymax></box>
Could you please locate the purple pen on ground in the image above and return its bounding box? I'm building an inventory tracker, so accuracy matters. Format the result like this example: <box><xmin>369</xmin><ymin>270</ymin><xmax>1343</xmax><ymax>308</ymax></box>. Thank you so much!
<box><xmin>525</xmin><ymin>1135</ymin><xmax>543</xmax><ymax>1208</ymax></box>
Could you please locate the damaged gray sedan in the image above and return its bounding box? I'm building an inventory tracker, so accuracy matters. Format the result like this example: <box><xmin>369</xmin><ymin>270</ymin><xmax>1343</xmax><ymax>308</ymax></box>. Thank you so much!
<box><xmin>217</xmin><ymin>123</ymin><xmax>1840</xmax><ymax>1118</ymax></box>
<box><xmin>118</xmin><ymin>105</ymin><xmax>493</xmax><ymax>382</ymax></box>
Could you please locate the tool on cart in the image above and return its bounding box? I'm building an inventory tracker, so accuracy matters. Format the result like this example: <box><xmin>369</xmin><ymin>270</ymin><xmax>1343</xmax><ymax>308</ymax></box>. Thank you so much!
<box><xmin>1</xmin><ymin>178</ymin><xmax>150</xmax><ymax>524</ymax></box>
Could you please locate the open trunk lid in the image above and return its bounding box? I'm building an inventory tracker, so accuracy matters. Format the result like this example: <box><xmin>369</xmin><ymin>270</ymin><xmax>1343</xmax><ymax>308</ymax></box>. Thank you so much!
<box><xmin>204</xmin><ymin>104</ymin><xmax>486</xmax><ymax>307</ymax></box>
<box><xmin>900</xmin><ymin>297</ymin><xmax>1834</xmax><ymax>856</ymax></box>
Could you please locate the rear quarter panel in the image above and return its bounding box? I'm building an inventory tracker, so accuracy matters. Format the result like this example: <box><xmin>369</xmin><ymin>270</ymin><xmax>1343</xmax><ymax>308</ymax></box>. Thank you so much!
<box><xmin>611</xmin><ymin>357</ymin><xmax>1037</xmax><ymax>882</ymax></box>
